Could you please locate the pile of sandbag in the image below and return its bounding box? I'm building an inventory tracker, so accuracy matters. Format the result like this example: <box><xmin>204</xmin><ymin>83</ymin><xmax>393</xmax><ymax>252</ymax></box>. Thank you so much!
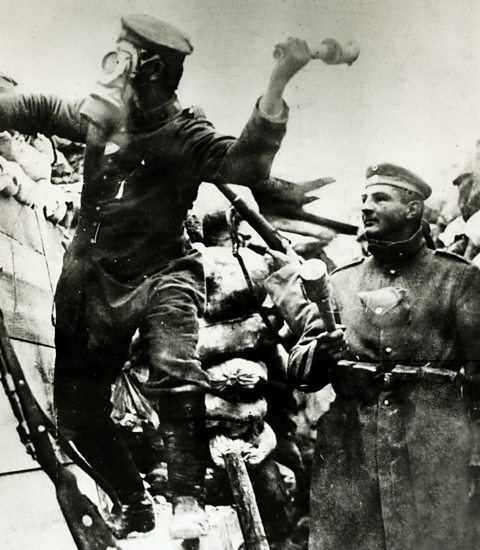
<box><xmin>0</xmin><ymin>129</ymin><xmax>83</xmax><ymax>228</ymax></box>
<box><xmin>111</xmin><ymin>180</ymin><xmax>345</xmax><ymax>546</ymax></box>
<box><xmin>115</xmin><ymin>183</ymin><xmax>299</xmax><ymax>480</ymax></box>
<box><xmin>193</xmin><ymin>182</ymin><xmax>339</xmax><ymax>546</ymax></box>
<box><xmin>194</xmin><ymin>200</ymin><xmax>284</xmax><ymax>473</ymax></box>
<box><xmin>206</xmin><ymin>359</ymin><xmax>276</xmax><ymax>470</ymax></box>
<box><xmin>194</xmin><ymin>183</ymin><xmax>337</xmax><ymax>500</ymax></box>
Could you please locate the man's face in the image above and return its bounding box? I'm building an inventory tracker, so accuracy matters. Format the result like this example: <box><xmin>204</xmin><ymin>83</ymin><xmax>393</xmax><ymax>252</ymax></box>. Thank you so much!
<box><xmin>361</xmin><ymin>184</ymin><xmax>410</xmax><ymax>241</ymax></box>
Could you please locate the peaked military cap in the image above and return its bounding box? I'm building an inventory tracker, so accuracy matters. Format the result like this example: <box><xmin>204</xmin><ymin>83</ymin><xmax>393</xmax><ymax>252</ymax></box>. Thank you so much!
<box><xmin>365</xmin><ymin>162</ymin><xmax>432</xmax><ymax>200</ymax></box>
<box><xmin>121</xmin><ymin>14</ymin><xmax>193</xmax><ymax>55</ymax></box>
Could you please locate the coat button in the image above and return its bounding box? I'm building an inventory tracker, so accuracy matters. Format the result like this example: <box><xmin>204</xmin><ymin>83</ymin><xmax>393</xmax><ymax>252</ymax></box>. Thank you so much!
<box><xmin>389</xmin><ymin>268</ymin><xmax>396</xmax><ymax>275</ymax></box>
<box><xmin>384</xmin><ymin>399</ymin><xmax>390</xmax><ymax>406</ymax></box>
<box><xmin>95</xmin><ymin>205</ymin><xmax>101</xmax><ymax>212</ymax></box>
<box><xmin>385</xmin><ymin>346</ymin><xmax>392</xmax><ymax>355</ymax></box>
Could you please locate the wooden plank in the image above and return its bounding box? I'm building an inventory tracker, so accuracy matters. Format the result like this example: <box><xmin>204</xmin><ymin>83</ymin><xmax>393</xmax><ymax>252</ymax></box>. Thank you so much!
<box><xmin>118</xmin><ymin>501</ymin><xmax>243</xmax><ymax>550</ymax></box>
<box><xmin>11</xmin><ymin>339</ymin><xmax>55</xmax><ymax>414</ymax></box>
<box><xmin>0</xmin><ymin>470</ymin><xmax>76</xmax><ymax>550</ymax></box>
<box><xmin>0</xmin><ymin>376</ymin><xmax>38</xmax><ymax>473</ymax></box>
<box><xmin>0</xmin><ymin>464</ymin><xmax>243</xmax><ymax>550</ymax></box>
<box><xmin>34</xmin><ymin>208</ymin><xmax>65</xmax><ymax>285</ymax></box>
<box><xmin>0</xmin><ymin>272</ymin><xmax>56</xmax><ymax>346</ymax></box>
<box><xmin>0</xmin><ymin>195</ymin><xmax>43</xmax><ymax>253</ymax></box>
<box><xmin>0</xmin><ymin>215</ymin><xmax>62</xmax><ymax>346</ymax></box>
<box><xmin>224</xmin><ymin>450</ymin><xmax>269</xmax><ymax>550</ymax></box>
<box><xmin>0</xmin><ymin>340</ymin><xmax>54</xmax><ymax>474</ymax></box>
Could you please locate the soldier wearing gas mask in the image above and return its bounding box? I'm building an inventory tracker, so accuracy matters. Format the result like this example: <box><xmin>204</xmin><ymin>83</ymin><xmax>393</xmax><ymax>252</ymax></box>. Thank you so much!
<box><xmin>0</xmin><ymin>14</ymin><xmax>311</xmax><ymax>540</ymax></box>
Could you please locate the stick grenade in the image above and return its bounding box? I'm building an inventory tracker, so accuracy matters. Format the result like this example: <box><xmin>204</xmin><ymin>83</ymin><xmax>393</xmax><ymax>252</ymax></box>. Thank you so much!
<box><xmin>223</xmin><ymin>450</ymin><xmax>270</xmax><ymax>550</ymax></box>
<box><xmin>299</xmin><ymin>258</ymin><xmax>337</xmax><ymax>332</ymax></box>
<box><xmin>274</xmin><ymin>38</ymin><xmax>360</xmax><ymax>65</ymax></box>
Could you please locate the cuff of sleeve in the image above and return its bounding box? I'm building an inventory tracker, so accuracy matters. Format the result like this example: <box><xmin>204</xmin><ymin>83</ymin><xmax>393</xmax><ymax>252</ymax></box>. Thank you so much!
<box><xmin>257</xmin><ymin>98</ymin><xmax>289</xmax><ymax>124</ymax></box>
<box><xmin>264</xmin><ymin>263</ymin><xmax>301</xmax><ymax>300</ymax></box>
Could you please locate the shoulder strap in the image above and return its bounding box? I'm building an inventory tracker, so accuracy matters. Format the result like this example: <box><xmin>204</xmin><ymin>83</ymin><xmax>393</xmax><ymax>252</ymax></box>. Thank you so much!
<box><xmin>331</xmin><ymin>256</ymin><xmax>365</xmax><ymax>275</ymax></box>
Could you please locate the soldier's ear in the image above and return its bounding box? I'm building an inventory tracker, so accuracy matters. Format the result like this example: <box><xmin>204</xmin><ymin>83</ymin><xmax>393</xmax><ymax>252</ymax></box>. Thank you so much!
<box><xmin>406</xmin><ymin>199</ymin><xmax>423</xmax><ymax>220</ymax></box>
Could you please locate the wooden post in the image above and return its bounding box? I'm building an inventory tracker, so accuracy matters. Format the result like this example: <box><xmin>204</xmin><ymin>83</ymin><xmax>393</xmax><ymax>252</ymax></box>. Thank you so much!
<box><xmin>223</xmin><ymin>450</ymin><xmax>270</xmax><ymax>550</ymax></box>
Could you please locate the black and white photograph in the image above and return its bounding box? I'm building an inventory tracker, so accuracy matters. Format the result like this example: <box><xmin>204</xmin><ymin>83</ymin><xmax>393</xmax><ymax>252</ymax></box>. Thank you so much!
<box><xmin>0</xmin><ymin>1</ymin><xmax>480</xmax><ymax>549</ymax></box>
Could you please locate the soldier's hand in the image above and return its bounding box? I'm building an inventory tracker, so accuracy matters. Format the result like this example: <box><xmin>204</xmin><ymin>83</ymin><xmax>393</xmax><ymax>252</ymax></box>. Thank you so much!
<box><xmin>260</xmin><ymin>38</ymin><xmax>310</xmax><ymax>117</ymax></box>
<box><xmin>272</xmin><ymin>38</ymin><xmax>311</xmax><ymax>82</ymax></box>
<box><xmin>265</xmin><ymin>245</ymin><xmax>301</xmax><ymax>272</ymax></box>
<box><xmin>315</xmin><ymin>326</ymin><xmax>347</xmax><ymax>361</ymax></box>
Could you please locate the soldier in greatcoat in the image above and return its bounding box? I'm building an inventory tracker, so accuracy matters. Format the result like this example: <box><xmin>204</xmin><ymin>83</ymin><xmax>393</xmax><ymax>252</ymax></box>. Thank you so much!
<box><xmin>265</xmin><ymin>163</ymin><xmax>480</xmax><ymax>550</ymax></box>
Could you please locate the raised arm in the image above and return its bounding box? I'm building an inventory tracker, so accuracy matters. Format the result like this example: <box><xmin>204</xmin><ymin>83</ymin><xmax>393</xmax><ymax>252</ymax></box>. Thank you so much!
<box><xmin>0</xmin><ymin>94</ymin><xmax>88</xmax><ymax>143</ymax></box>
<box><xmin>182</xmin><ymin>38</ymin><xmax>311</xmax><ymax>187</ymax></box>
<box><xmin>259</xmin><ymin>38</ymin><xmax>311</xmax><ymax>117</ymax></box>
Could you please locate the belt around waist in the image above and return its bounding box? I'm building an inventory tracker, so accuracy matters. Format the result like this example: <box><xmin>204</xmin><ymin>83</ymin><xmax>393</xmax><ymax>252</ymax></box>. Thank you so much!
<box><xmin>337</xmin><ymin>360</ymin><xmax>461</xmax><ymax>384</ymax></box>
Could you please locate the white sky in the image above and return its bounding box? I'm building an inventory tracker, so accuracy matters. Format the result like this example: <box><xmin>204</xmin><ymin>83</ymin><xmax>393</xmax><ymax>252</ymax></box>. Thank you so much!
<box><xmin>1</xmin><ymin>0</ymin><xmax>480</xmax><ymax>206</ymax></box>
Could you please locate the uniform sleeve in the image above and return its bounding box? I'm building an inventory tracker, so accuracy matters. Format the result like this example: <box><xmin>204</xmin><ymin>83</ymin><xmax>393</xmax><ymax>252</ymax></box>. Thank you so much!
<box><xmin>179</xmin><ymin>98</ymin><xmax>288</xmax><ymax>187</ymax></box>
<box><xmin>0</xmin><ymin>94</ymin><xmax>88</xmax><ymax>143</ymax></box>
<box><xmin>264</xmin><ymin>263</ymin><xmax>334</xmax><ymax>391</ymax></box>
<box><xmin>454</xmin><ymin>263</ymin><xmax>480</xmax><ymax>466</ymax></box>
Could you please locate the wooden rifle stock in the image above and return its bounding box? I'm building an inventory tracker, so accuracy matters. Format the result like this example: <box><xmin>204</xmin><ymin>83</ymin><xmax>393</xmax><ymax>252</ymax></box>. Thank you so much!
<box><xmin>215</xmin><ymin>184</ymin><xmax>338</xmax><ymax>331</ymax></box>
<box><xmin>215</xmin><ymin>183</ymin><xmax>287</xmax><ymax>252</ymax></box>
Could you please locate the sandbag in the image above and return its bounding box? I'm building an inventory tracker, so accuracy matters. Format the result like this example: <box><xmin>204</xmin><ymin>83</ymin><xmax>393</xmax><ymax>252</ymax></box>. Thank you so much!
<box><xmin>198</xmin><ymin>312</ymin><xmax>281</xmax><ymax>363</ymax></box>
<box><xmin>0</xmin><ymin>164</ymin><xmax>18</xmax><ymax>197</ymax></box>
<box><xmin>0</xmin><ymin>131</ymin><xmax>52</xmax><ymax>181</ymax></box>
<box><xmin>205</xmin><ymin>394</ymin><xmax>267</xmax><ymax>435</ymax></box>
<box><xmin>0</xmin><ymin>157</ymin><xmax>65</xmax><ymax>218</ymax></box>
<box><xmin>15</xmin><ymin>176</ymin><xmax>66</xmax><ymax>218</ymax></box>
<box><xmin>204</xmin><ymin>246</ymin><xmax>273</xmax><ymax>321</ymax></box>
<box><xmin>191</xmin><ymin>182</ymin><xmax>260</xmax><ymax>240</ymax></box>
<box><xmin>464</xmin><ymin>210</ymin><xmax>480</xmax><ymax>247</ymax></box>
<box><xmin>438</xmin><ymin>216</ymin><xmax>466</xmax><ymax>247</ymax></box>
<box><xmin>206</xmin><ymin>358</ymin><xmax>267</xmax><ymax>401</ymax></box>
<box><xmin>30</xmin><ymin>134</ymin><xmax>55</xmax><ymax>165</ymax></box>
<box><xmin>209</xmin><ymin>422</ymin><xmax>277</xmax><ymax>469</ymax></box>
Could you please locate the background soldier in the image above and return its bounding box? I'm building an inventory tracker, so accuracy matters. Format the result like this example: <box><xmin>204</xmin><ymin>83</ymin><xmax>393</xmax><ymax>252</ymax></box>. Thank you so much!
<box><xmin>266</xmin><ymin>163</ymin><xmax>480</xmax><ymax>549</ymax></box>
<box><xmin>0</xmin><ymin>13</ymin><xmax>311</xmax><ymax>539</ymax></box>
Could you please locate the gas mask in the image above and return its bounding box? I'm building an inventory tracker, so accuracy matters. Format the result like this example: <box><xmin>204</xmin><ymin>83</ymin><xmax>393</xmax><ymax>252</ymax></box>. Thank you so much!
<box><xmin>80</xmin><ymin>39</ymin><xmax>164</xmax><ymax>139</ymax></box>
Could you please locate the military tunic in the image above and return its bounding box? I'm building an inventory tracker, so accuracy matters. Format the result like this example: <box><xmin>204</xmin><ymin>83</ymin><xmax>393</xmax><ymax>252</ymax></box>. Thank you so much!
<box><xmin>0</xmin><ymin>93</ymin><xmax>287</xmax><ymax>376</ymax></box>
<box><xmin>0</xmin><ymin>92</ymin><xmax>288</xmax><ymax>500</ymax></box>
<box><xmin>265</xmin><ymin>229</ymin><xmax>480</xmax><ymax>550</ymax></box>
